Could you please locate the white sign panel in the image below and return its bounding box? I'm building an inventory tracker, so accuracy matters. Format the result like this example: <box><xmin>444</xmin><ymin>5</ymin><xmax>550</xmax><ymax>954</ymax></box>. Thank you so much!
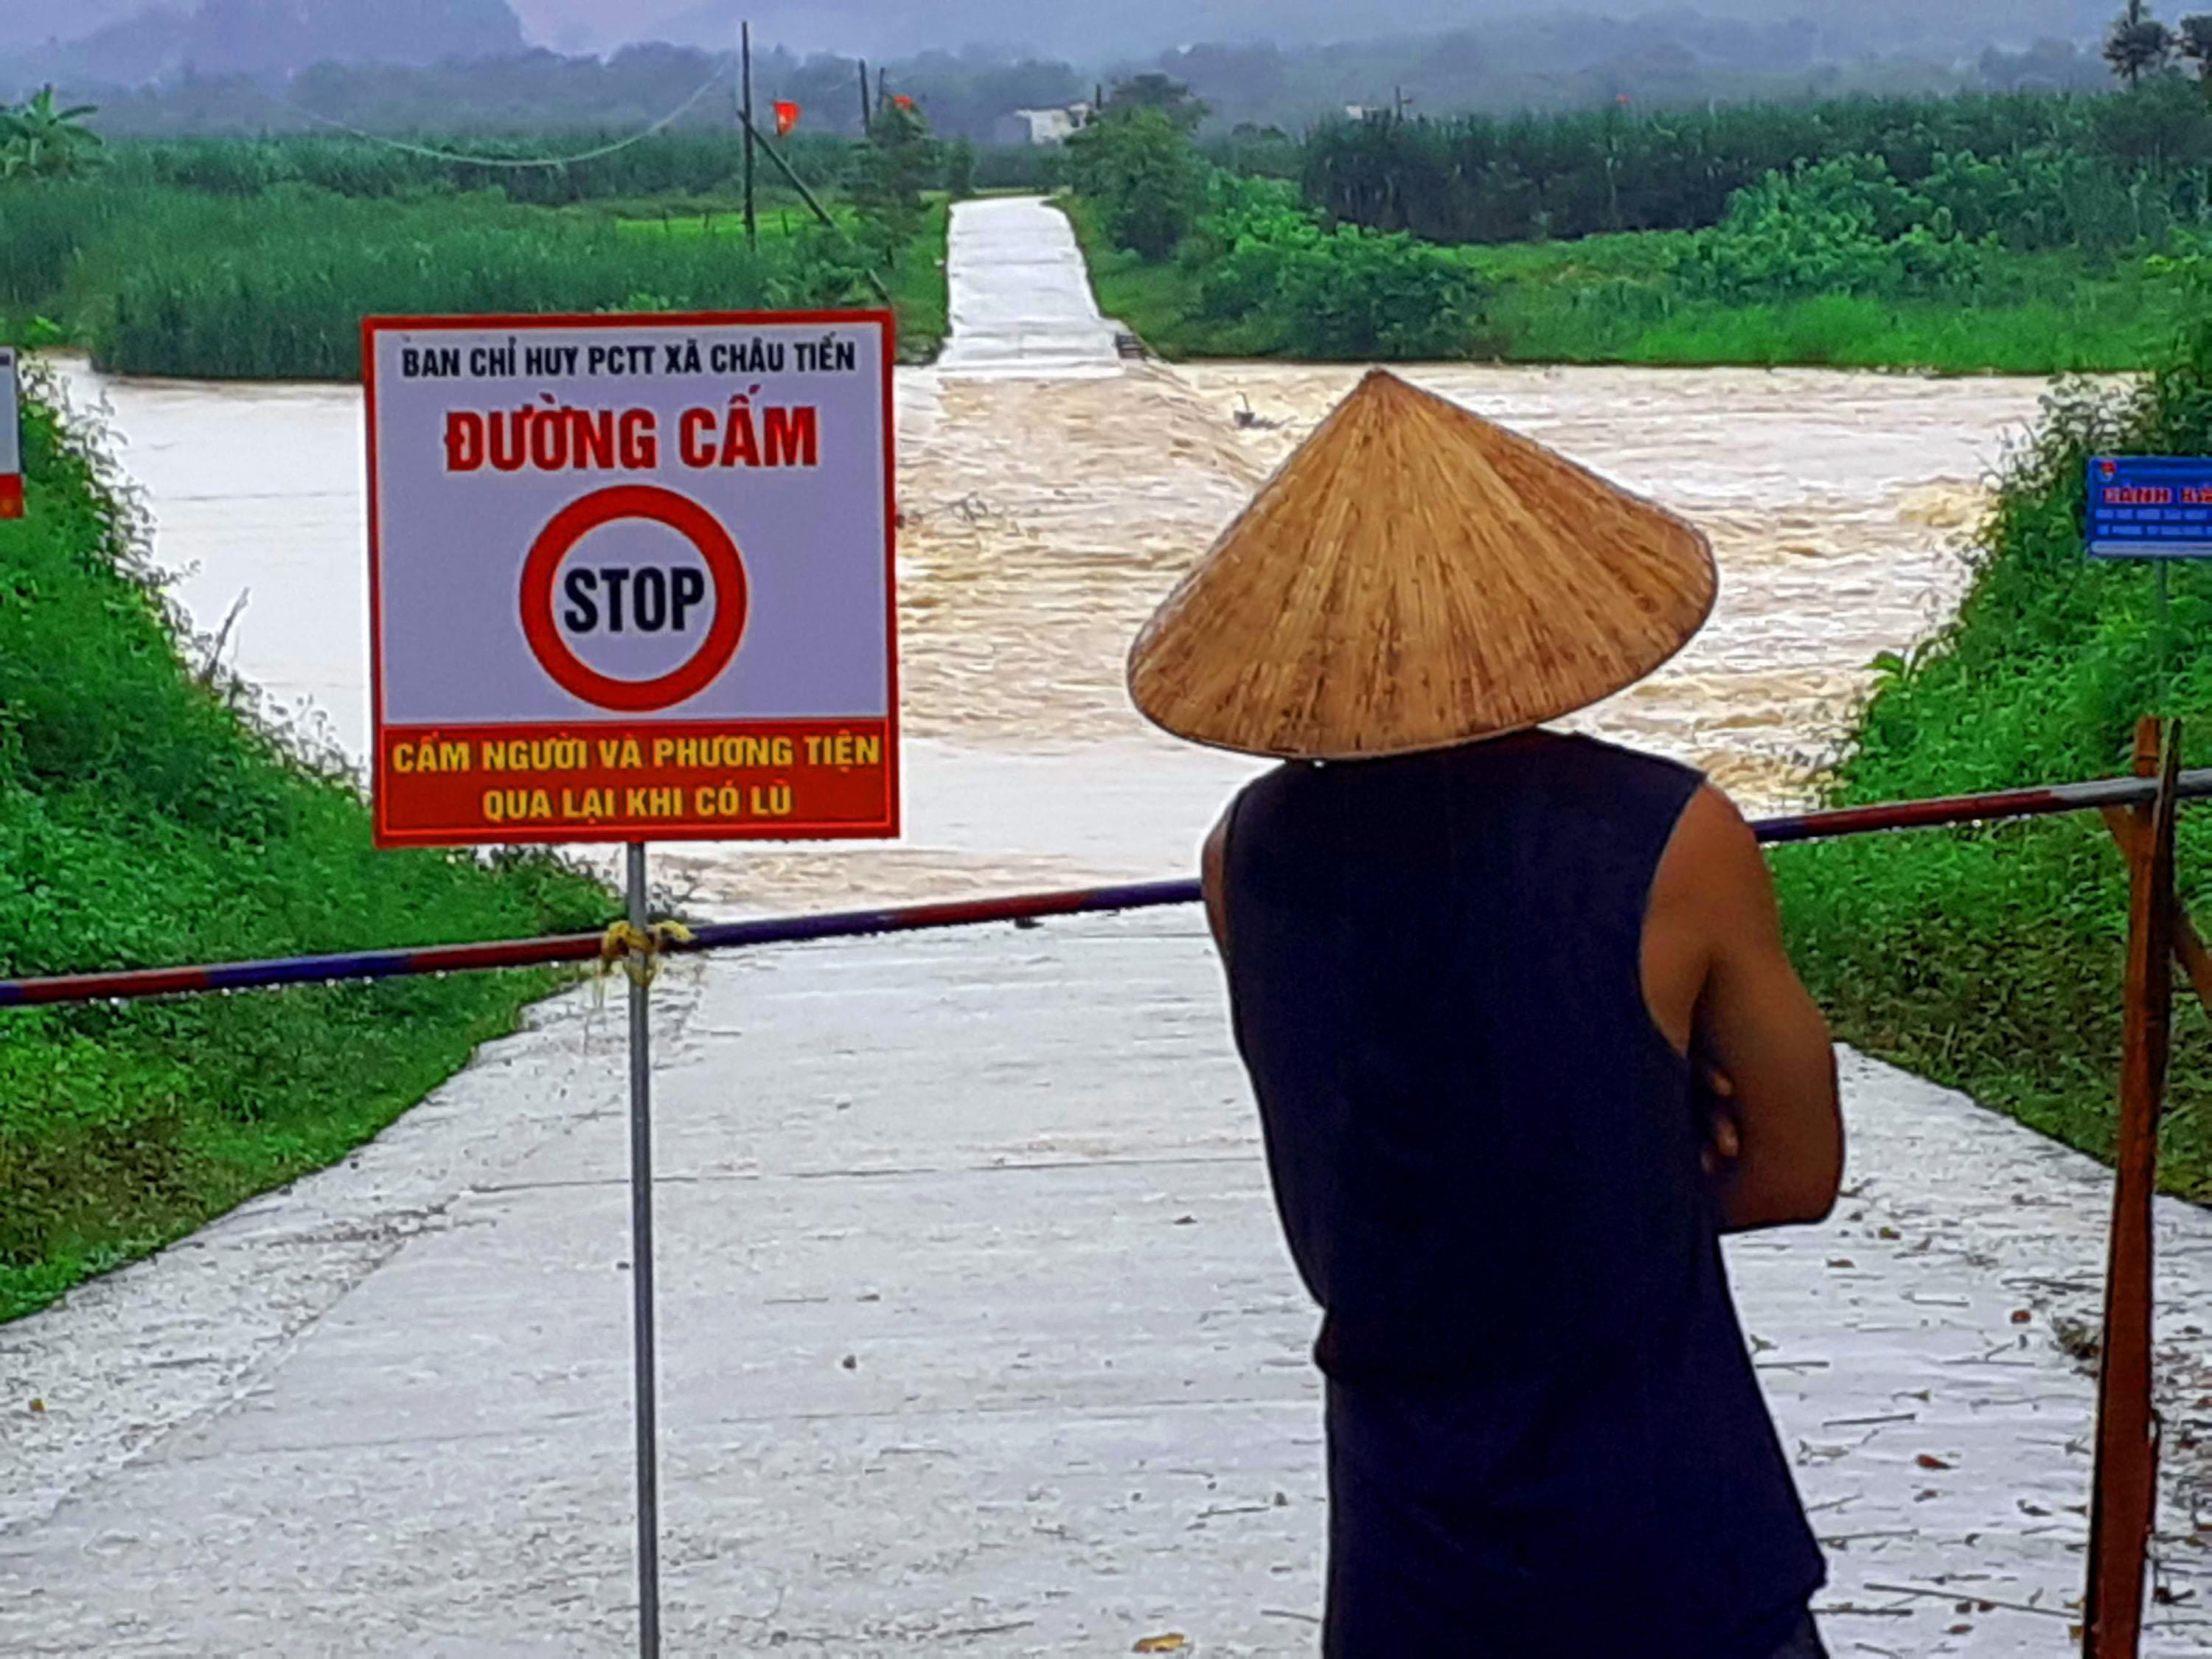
<box><xmin>364</xmin><ymin>310</ymin><xmax>898</xmax><ymax>846</ymax></box>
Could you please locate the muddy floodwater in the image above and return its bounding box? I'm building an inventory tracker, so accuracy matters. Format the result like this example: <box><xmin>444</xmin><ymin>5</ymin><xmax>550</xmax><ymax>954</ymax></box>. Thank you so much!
<box><xmin>46</xmin><ymin>354</ymin><xmax>2053</xmax><ymax>911</ymax></box>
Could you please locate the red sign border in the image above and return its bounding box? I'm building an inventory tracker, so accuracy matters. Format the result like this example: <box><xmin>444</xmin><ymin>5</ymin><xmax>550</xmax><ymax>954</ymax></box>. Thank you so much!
<box><xmin>518</xmin><ymin>482</ymin><xmax>751</xmax><ymax>712</ymax></box>
<box><xmin>362</xmin><ymin>308</ymin><xmax>900</xmax><ymax>848</ymax></box>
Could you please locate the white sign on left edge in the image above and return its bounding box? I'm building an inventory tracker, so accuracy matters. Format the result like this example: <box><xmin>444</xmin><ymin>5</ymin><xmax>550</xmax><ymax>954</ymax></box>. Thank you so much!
<box><xmin>0</xmin><ymin>347</ymin><xmax>21</xmax><ymax>520</ymax></box>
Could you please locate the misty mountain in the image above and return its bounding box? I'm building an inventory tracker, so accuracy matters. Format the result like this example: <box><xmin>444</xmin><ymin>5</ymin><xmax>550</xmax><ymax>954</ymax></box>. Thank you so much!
<box><xmin>21</xmin><ymin>0</ymin><xmax>2121</xmax><ymax>66</ymax></box>
<box><xmin>12</xmin><ymin>0</ymin><xmax>2126</xmax><ymax>131</ymax></box>
<box><xmin>0</xmin><ymin>0</ymin><xmax>146</xmax><ymax>52</ymax></box>
<box><xmin>13</xmin><ymin>0</ymin><xmax>526</xmax><ymax>86</ymax></box>
<box><xmin>518</xmin><ymin>0</ymin><xmax>2115</xmax><ymax>62</ymax></box>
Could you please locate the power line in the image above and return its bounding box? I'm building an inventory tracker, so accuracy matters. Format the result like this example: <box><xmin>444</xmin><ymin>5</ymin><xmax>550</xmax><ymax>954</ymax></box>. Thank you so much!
<box><xmin>259</xmin><ymin>56</ymin><xmax>736</xmax><ymax>170</ymax></box>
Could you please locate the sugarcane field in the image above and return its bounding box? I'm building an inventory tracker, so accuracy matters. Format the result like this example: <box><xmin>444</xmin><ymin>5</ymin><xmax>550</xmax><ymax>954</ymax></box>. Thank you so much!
<box><xmin>10</xmin><ymin>6</ymin><xmax>2212</xmax><ymax>1657</ymax></box>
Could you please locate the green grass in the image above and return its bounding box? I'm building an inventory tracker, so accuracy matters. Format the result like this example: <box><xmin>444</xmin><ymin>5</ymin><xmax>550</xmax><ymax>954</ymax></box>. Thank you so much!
<box><xmin>1472</xmin><ymin>240</ymin><xmax>2188</xmax><ymax>374</ymax></box>
<box><xmin>0</xmin><ymin>180</ymin><xmax>952</xmax><ymax>378</ymax></box>
<box><xmin>0</xmin><ymin>378</ymin><xmax>616</xmax><ymax>1322</ymax></box>
<box><xmin>1770</xmin><ymin>341</ymin><xmax>2212</xmax><ymax>1200</ymax></box>
<box><xmin>1071</xmin><ymin>199</ymin><xmax>2188</xmax><ymax>374</ymax></box>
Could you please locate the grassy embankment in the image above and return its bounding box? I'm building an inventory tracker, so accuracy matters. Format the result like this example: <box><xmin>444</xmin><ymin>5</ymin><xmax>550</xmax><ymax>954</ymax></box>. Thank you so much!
<box><xmin>1769</xmin><ymin>316</ymin><xmax>2212</xmax><ymax>1199</ymax></box>
<box><xmin>1</xmin><ymin>178</ymin><xmax>951</xmax><ymax>377</ymax></box>
<box><xmin>0</xmin><ymin>380</ymin><xmax>613</xmax><ymax>1322</ymax></box>
<box><xmin>1071</xmin><ymin>201</ymin><xmax>2185</xmax><ymax>374</ymax></box>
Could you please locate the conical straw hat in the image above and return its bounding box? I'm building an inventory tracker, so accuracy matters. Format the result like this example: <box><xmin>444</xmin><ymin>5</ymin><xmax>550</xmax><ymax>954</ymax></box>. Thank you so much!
<box><xmin>1127</xmin><ymin>369</ymin><xmax>1717</xmax><ymax>760</ymax></box>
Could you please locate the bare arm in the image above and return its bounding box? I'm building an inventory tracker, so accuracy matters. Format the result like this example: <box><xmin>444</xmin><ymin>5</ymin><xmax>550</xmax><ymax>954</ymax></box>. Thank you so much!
<box><xmin>1652</xmin><ymin>787</ymin><xmax>1843</xmax><ymax>1233</ymax></box>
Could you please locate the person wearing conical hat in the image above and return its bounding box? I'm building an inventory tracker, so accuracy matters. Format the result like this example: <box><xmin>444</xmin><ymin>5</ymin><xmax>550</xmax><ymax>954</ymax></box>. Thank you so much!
<box><xmin>1130</xmin><ymin>372</ymin><xmax>1843</xmax><ymax>1658</ymax></box>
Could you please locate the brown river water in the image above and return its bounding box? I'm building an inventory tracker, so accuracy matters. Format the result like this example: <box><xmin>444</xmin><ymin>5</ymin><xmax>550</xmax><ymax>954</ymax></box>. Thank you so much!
<box><xmin>47</xmin><ymin>355</ymin><xmax>2053</xmax><ymax>914</ymax></box>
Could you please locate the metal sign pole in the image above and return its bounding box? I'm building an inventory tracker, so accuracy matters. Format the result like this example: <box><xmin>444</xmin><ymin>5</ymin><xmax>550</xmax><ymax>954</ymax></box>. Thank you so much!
<box><xmin>625</xmin><ymin>841</ymin><xmax>662</xmax><ymax>1658</ymax></box>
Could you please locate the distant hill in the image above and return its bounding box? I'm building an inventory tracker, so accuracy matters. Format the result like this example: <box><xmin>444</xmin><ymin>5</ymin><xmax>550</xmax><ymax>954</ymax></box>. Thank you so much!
<box><xmin>9</xmin><ymin>0</ymin><xmax>526</xmax><ymax>91</ymax></box>
<box><xmin>0</xmin><ymin>1</ymin><xmax>143</xmax><ymax>52</ymax></box>
<box><xmin>515</xmin><ymin>0</ymin><xmax>2110</xmax><ymax>61</ymax></box>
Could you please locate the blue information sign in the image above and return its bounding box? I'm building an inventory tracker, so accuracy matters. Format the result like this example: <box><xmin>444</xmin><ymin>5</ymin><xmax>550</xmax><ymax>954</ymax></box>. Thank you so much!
<box><xmin>2087</xmin><ymin>456</ymin><xmax>2212</xmax><ymax>559</ymax></box>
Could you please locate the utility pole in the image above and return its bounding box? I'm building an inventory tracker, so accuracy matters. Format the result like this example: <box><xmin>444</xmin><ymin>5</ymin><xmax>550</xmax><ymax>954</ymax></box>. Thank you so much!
<box><xmin>741</xmin><ymin>21</ymin><xmax>757</xmax><ymax>251</ymax></box>
<box><xmin>858</xmin><ymin>58</ymin><xmax>872</xmax><ymax>136</ymax></box>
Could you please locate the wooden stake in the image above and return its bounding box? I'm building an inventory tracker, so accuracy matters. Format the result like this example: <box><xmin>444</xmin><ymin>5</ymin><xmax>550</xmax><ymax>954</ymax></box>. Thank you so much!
<box><xmin>2102</xmin><ymin>800</ymin><xmax>2212</xmax><ymax>1020</ymax></box>
<box><xmin>2084</xmin><ymin>715</ymin><xmax>2183</xmax><ymax>1659</ymax></box>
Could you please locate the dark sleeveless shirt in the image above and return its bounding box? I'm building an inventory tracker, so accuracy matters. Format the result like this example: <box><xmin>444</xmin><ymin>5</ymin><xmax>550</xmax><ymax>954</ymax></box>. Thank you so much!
<box><xmin>1221</xmin><ymin>733</ymin><xmax>1824</xmax><ymax>1658</ymax></box>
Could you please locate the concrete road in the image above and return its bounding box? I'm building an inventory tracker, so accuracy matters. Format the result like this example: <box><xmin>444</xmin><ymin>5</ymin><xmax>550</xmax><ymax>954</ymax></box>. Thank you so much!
<box><xmin>933</xmin><ymin>197</ymin><xmax>1123</xmax><ymax>378</ymax></box>
<box><xmin>6</xmin><ymin>913</ymin><xmax>2212</xmax><ymax>1655</ymax></box>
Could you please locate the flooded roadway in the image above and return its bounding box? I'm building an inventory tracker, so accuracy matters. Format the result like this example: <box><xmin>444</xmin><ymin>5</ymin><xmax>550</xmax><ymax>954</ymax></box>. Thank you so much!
<box><xmin>46</xmin><ymin>222</ymin><xmax>2050</xmax><ymax>911</ymax></box>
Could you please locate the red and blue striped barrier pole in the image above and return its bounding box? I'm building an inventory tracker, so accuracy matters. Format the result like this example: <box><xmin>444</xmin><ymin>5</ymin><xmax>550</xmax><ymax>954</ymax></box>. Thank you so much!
<box><xmin>6</xmin><ymin>768</ymin><xmax>2211</xmax><ymax>1010</ymax></box>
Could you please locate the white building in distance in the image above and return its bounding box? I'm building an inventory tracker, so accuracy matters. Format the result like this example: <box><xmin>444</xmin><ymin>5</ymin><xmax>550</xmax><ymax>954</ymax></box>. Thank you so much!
<box><xmin>994</xmin><ymin>102</ymin><xmax>1094</xmax><ymax>147</ymax></box>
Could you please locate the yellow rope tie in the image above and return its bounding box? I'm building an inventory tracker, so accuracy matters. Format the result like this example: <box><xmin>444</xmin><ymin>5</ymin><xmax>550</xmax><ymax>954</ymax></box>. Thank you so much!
<box><xmin>597</xmin><ymin>919</ymin><xmax>697</xmax><ymax>989</ymax></box>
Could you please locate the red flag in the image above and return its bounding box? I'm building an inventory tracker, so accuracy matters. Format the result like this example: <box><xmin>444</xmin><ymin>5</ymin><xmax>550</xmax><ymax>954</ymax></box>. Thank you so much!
<box><xmin>773</xmin><ymin>100</ymin><xmax>801</xmax><ymax>137</ymax></box>
<box><xmin>891</xmin><ymin>94</ymin><xmax>914</xmax><ymax>111</ymax></box>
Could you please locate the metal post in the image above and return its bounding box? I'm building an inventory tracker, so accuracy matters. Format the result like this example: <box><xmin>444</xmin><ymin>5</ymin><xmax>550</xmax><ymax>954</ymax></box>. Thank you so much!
<box><xmin>858</xmin><ymin>59</ymin><xmax>872</xmax><ymax>136</ymax></box>
<box><xmin>741</xmin><ymin>21</ymin><xmax>758</xmax><ymax>253</ymax></box>
<box><xmin>625</xmin><ymin>841</ymin><xmax>661</xmax><ymax>1659</ymax></box>
<box><xmin>2084</xmin><ymin>716</ymin><xmax>2182</xmax><ymax>1659</ymax></box>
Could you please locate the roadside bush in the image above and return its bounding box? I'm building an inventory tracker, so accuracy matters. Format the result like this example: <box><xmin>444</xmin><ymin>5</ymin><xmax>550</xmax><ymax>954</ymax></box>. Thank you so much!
<box><xmin>1191</xmin><ymin>177</ymin><xmax>1489</xmax><ymax>358</ymax></box>
<box><xmin>1771</xmin><ymin>296</ymin><xmax>2212</xmax><ymax>1198</ymax></box>
<box><xmin>1683</xmin><ymin>154</ymin><xmax>1992</xmax><ymax>301</ymax></box>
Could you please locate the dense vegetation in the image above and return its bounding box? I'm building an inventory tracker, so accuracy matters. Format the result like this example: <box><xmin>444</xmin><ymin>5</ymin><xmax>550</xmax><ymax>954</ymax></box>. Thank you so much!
<box><xmin>1302</xmin><ymin>85</ymin><xmax>2212</xmax><ymax>246</ymax></box>
<box><xmin>0</xmin><ymin>378</ymin><xmax>612</xmax><ymax>1321</ymax></box>
<box><xmin>1068</xmin><ymin>66</ymin><xmax>2212</xmax><ymax>373</ymax></box>
<box><xmin>1771</xmin><ymin>287</ymin><xmax>2212</xmax><ymax>1201</ymax></box>
<box><xmin>0</xmin><ymin>116</ymin><xmax>961</xmax><ymax>377</ymax></box>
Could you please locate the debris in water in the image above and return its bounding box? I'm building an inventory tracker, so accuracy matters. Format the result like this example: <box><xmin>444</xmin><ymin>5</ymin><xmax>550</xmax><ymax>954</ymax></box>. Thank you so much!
<box><xmin>1134</xmin><ymin>1636</ymin><xmax>1189</xmax><ymax>1654</ymax></box>
<box><xmin>1233</xmin><ymin>394</ymin><xmax>1283</xmax><ymax>431</ymax></box>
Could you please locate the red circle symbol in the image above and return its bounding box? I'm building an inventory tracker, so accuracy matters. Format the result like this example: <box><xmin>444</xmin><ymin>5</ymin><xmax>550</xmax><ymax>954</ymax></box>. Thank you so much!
<box><xmin>519</xmin><ymin>484</ymin><xmax>748</xmax><ymax>713</ymax></box>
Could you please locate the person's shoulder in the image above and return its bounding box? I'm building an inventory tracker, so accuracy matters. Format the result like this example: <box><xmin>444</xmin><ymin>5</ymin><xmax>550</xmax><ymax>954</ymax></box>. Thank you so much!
<box><xmin>1657</xmin><ymin>781</ymin><xmax>1770</xmax><ymax>902</ymax></box>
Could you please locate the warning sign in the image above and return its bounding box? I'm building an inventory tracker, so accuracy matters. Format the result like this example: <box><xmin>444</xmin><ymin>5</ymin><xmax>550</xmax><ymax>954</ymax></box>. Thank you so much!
<box><xmin>0</xmin><ymin>347</ymin><xmax>21</xmax><ymax>521</ymax></box>
<box><xmin>364</xmin><ymin>311</ymin><xmax>898</xmax><ymax>846</ymax></box>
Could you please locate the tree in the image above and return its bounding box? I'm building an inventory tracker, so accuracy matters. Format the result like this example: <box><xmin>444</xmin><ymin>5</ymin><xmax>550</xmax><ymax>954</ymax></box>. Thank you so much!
<box><xmin>2107</xmin><ymin>0</ymin><xmax>2177</xmax><ymax>88</ymax></box>
<box><xmin>2178</xmin><ymin>15</ymin><xmax>2212</xmax><ymax>94</ymax></box>
<box><xmin>848</xmin><ymin>99</ymin><xmax>939</xmax><ymax>251</ymax></box>
<box><xmin>1067</xmin><ymin>105</ymin><xmax>1209</xmax><ymax>260</ymax></box>
<box><xmin>1105</xmin><ymin>74</ymin><xmax>1209</xmax><ymax>133</ymax></box>
<box><xmin>0</xmin><ymin>86</ymin><xmax>102</xmax><ymax>181</ymax></box>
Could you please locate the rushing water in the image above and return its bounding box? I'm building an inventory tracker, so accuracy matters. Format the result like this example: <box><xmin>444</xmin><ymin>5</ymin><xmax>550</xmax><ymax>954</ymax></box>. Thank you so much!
<box><xmin>44</xmin><ymin>352</ymin><xmax>2053</xmax><ymax>912</ymax></box>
